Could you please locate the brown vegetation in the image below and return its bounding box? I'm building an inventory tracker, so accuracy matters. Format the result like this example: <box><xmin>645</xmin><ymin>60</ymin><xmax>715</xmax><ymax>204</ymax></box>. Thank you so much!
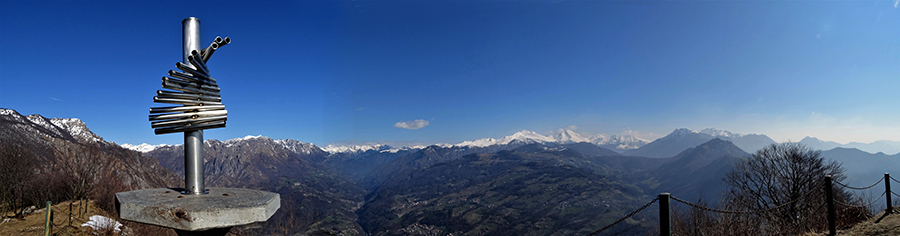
<box><xmin>671</xmin><ymin>142</ymin><xmax>870</xmax><ymax>236</ymax></box>
<box><xmin>0</xmin><ymin>131</ymin><xmax>182</xmax><ymax>235</ymax></box>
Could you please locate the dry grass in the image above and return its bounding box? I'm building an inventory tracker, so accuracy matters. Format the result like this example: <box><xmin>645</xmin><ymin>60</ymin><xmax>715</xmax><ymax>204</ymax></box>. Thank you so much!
<box><xmin>831</xmin><ymin>209</ymin><xmax>900</xmax><ymax>236</ymax></box>
<box><xmin>0</xmin><ymin>200</ymin><xmax>110</xmax><ymax>236</ymax></box>
<box><xmin>798</xmin><ymin>209</ymin><xmax>900</xmax><ymax>236</ymax></box>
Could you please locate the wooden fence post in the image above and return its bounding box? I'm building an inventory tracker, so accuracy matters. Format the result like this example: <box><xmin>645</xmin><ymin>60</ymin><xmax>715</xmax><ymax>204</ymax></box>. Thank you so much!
<box><xmin>659</xmin><ymin>193</ymin><xmax>670</xmax><ymax>236</ymax></box>
<box><xmin>43</xmin><ymin>201</ymin><xmax>52</xmax><ymax>236</ymax></box>
<box><xmin>886</xmin><ymin>173</ymin><xmax>892</xmax><ymax>214</ymax></box>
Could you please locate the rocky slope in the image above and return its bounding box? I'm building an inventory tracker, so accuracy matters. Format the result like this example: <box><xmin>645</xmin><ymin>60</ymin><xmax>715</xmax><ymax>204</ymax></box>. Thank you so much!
<box><xmin>0</xmin><ymin>108</ymin><xmax>179</xmax><ymax>191</ymax></box>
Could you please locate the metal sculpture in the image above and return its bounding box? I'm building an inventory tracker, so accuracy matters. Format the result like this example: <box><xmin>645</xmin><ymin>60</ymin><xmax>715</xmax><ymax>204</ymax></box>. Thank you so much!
<box><xmin>148</xmin><ymin>17</ymin><xmax>230</xmax><ymax>195</ymax></box>
<box><xmin>118</xmin><ymin>18</ymin><xmax>278</xmax><ymax>236</ymax></box>
<box><xmin>150</xmin><ymin>35</ymin><xmax>230</xmax><ymax>135</ymax></box>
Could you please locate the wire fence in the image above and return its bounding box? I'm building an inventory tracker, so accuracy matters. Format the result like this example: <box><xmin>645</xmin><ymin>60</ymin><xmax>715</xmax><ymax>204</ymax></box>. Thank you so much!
<box><xmin>585</xmin><ymin>173</ymin><xmax>898</xmax><ymax>236</ymax></box>
<box><xmin>833</xmin><ymin>176</ymin><xmax>883</xmax><ymax>190</ymax></box>
<box><xmin>890</xmin><ymin>175</ymin><xmax>900</xmax><ymax>185</ymax></box>
<box><xmin>585</xmin><ymin>198</ymin><xmax>658</xmax><ymax>236</ymax></box>
<box><xmin>670</xmin><ymin>195</ymin><xmax>804</xmax><ymax>214</ymax></box>
<box><xmin>834</xmin><ymin>191</ymin><xmax>885</xmax><ymax>208</ymax></box>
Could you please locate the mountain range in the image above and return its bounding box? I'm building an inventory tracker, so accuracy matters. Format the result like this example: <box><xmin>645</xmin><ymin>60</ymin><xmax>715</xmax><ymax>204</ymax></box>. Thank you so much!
<box><xmin>800</xmin><ymin>136</ymin><xmax>900</xmax><ymax>155</ymax></box>
<box><xmin>121</xmin><ymin>126</ymin><xmax>899</xmax><ymax>157</ymax></box>
<box><xmin>6</xmin><ymin>107</ymin><xmax>900</xmax><ymax>235</ymax></box>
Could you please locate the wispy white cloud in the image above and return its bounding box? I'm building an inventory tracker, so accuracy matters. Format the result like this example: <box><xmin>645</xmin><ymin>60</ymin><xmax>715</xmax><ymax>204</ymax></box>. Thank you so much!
<box><xmin>50</xmin><ymin>97</ymin><xmax>63</xmax><ymax>101</ymax></box>
<box><xmin>394</xmin><ymin>119</ymin><xmax>429</xmax><ymax>130</ymax></box>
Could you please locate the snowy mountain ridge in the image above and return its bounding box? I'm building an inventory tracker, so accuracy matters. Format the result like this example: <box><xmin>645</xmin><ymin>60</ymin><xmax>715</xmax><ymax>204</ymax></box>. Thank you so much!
<box><xmin>120</xmin><ymin>143</ymin><xmax>170</xmax><ymax>153</ymax></box>
<box><xmin>121</xmin><ymin>135</ymin><xmax>320</xmax><ymax>154</ymax></box>
<box><xmin>1</xmin><ymin>108</ymin><xmax>104</xmax><ymax>144</ymax></box>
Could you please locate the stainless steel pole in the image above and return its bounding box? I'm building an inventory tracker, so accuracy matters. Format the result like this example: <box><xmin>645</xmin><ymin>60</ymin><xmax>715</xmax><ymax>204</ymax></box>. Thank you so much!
<box><xmin>182</xmin><ymin>17</ymin><xmax>206</xmax><ymax>195</ymax></box>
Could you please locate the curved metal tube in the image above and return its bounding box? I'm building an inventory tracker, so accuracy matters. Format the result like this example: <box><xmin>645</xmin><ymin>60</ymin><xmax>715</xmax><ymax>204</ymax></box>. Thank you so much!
<box><xmin>174</xmin><ymin>64</ymin><xmax>216</xmax><ymax>82</ymax></box>
<box><xmin>201</xmin><ymin>42</ymin><xmax>218</xmax><ymax>62</ymax></box>
<box><xmin>162</xmin><ymin>81</ymin><xmax>220</xmax><ymax>96</ymax></box>
<box><xmin>150</xmin><ymin>105</ymin><xmax>224</xmax><ymax>114</ymax></box>
<box><xmin>150</xmin><ymin>105</ymin><xmax>225</xmax><ymax>114</ymax></box>
<box><xmin>162</xmin><ymin>77</ymin><xmax>220</xmax><ymax>91</ymax></box>
<box><xmin>156</xmin><ymin>90</ymin><xmax>222</xmax><ymax>102</ymax></box>
<box><xmin>149</xmin><ymin>109</ymin><xmax>227</xmax><ymax>121</ymax></box>
<box><xmin>168</xmin><ymin>71</ymin><xmax>218</xmax><ymax>86</ymax></box>
<box><xmin>219</xmin><ymin>37</ymin><xmax>231</xmax><ymax>47</ymax></box>
<box><xmin>151</xmin><ymin>115</ymin><xmax>227</xmax><ymax>129</ymax></box>
<box><xmin>153</xmin><ymin>96</ymin><xmax>223</xmax><ymax>106</ymax></box>
<box><xmin>176</xmin><ymin>62</ymin><xmax>209</xmax><ymax>79</ymax></box>
<box><xmin>154</xmin><ymin>120</ymin><xmax>226</xmax><ymax>135</ymax></box>
<box><xmin>189</xmin><ymin>51</ymin><xmax>209</xmax><ymax>74</ymax></box>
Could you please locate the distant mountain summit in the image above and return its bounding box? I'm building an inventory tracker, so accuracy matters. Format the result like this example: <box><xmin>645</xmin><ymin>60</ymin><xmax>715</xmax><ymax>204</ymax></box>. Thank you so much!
<box><xmin>652</xmin><ymin>138</ymin><xmax>748</xmax><ymax>201</ymax></box>
<box><xmin>456</xmin><ymin>130</ymin><xmax>558</xmax><ymax>148</ymax></box>
<box><xmin>625</xmin><ymin>128</ymin><xmax>713</xmax><ymax>158</ymax></box>
<box><xmin>625</xmin><ymin>128</ymin><xmax>776</xmax><ymax>158</ymax></box>
<box><xmin>597</xmin><ymin>134</ymin><xmax>650</xmax><ymax>152</ymax></box>
<box><xmin>555</xmin><ymin>129</ymin><xmax>593</xmax><ymax>143</ymax></box>
<box><xmin>800</xmin><ymin>136</ymin><xmax>900</xmax><ymax>155</ymax></box>
<box><xmin>799</xmin><ymin>136</ymin><xmax>843</xmax><ymax>151</ymax></box>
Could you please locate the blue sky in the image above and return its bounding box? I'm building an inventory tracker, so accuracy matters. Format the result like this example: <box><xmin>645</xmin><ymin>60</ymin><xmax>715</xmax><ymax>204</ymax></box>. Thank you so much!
<box><xmin>2</xmin><ymin>1</ymin><xmax>899</xmax><ymax>146</ymax></box>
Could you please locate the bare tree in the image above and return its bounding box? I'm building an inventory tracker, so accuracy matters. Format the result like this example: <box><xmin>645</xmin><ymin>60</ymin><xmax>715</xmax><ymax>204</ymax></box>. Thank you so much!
<box><xmin>52</xmin><ymin>139</ymin><xmax>104</xmax><ymax>223</ymax></box>
<box><xmin>722</xmin><ymin>142</ymin><xmax>865</xmax><ymax>235</ymax></box>
<box><xmin>0</xmin><ymin>140</ymin><xmax>37</xmax><ymax>218</ymax></box>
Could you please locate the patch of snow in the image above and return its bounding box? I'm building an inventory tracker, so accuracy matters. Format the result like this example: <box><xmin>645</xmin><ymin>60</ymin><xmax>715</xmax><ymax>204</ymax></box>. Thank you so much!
<box><xmin>275</xmin><ymin>139</ymin><xmax>317</xmax><ymax>154</ymax></box>
<box><xmin>230</xmin><ymin>135</ymin><xmax>264</xmax><ymax>142</ymax></box>
<box><xmin>0</xmin><ymin>108</ymin><xmax>15</xmax><ymax>116</ymax></box>
<box><xmin>0</xmin><ymin>109</ymin><xmax>26</xmax><ymax>123</ymax></box>
<box><xmin>120</xmin><ymin>143</ymin><xmax>169</xmax><ymax>153</ymax></box>
<box><xmin>224</xmin><ymin>135</ymin><xmax>266</xmax><ymax>147</ymax></box>
<box><xmin>25</xmin><ymin>114</ymin><xmax>64</xmax><ymax>137</ymax></box>
<box><xmin>50</xmin><ymin>118</ymin><xmax>102</xmax><ymax>142</ymax></box>
<box><xmin>81</xmin><ymin>215</ymin><xmax>123</xmax><ymax>234</ymax></box>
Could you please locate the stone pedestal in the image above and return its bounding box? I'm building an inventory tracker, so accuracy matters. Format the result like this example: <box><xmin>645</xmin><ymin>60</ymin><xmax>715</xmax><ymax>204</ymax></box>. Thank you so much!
<box><xmin>116</xmin><ymin>188</ymin><xmax>280</xmax><ymax>234</ymax></box>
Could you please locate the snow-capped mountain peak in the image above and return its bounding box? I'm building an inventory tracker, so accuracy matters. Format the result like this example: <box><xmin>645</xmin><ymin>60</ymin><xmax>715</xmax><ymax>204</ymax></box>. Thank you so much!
<box><xmin>50</xmin><ymin>118</ymin><xmax>103</xmax><ymax>142</ymax></box>
<box><xmin>496</xmin><ymin>130</ymin><xmax>557</xmax><ymax>145</ymax></box>
<box><xmin>669</xmin><ymin>128</ymin><xmax>700</xmax><ymax>137</ymax></box>
<box><xmin>555</xmin><ymin>129</ymin><xmax>592</xmax><ymax>143</ymax></box>
<box><xmin>455</xmin><ymin>137</ymin><xmax>499</xmax><ymax>148</ymax></box>
<box><xmin>226</xmin><ymin>135</ymin><xmax>265</xmax><ymax>143</ymax></box>
<box><xmin>321</xmin><ymin>143</ymin><xmax>431</xmax><ymax>154</ymax></box>
<box><xmin>120</xmin><ymin>143</ymin><xmax>170</xmax><ymax>153</ymax></box>
<box><xmin>605</xmin><ymin>134</ymin><xmax>650</xmax><ymax>150</ymax></box>
<box><xmin>322</xmin><ymin>144</ymin><xmax>392</xmax><ymax>153</ymax></box>
<box><xmin>0</xmin><ymin>109</ymin><xmax>103</xmax><ymax>143</ymax></box>
<box><xmin>700</xmin><ymin>128</ymin><xmax>742</xmax><ymax>138</ymax></box>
